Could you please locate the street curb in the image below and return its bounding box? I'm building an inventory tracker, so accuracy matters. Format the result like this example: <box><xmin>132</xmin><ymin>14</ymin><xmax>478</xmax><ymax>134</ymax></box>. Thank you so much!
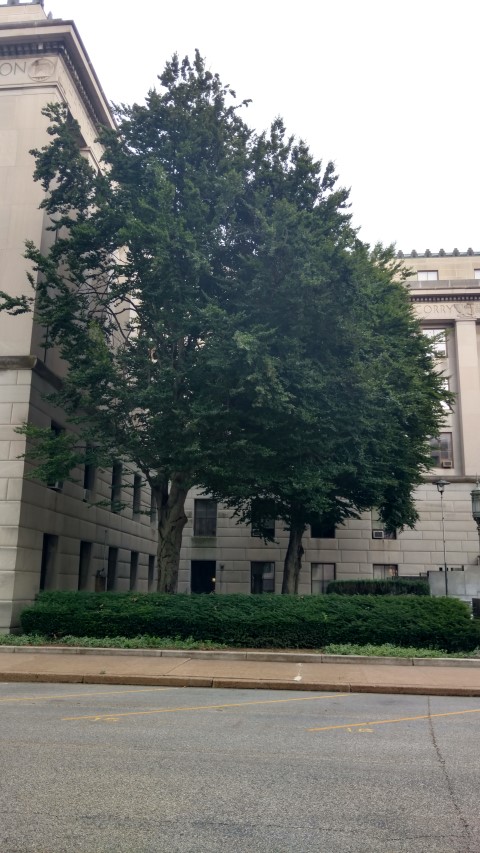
<box><xmin>1</xmin><ymin>645</ymin><xmax>480</xmax><ymax>667</ymax></box>
<box><xmin>1</xmin><ymin>670</ymin><xmax>480</xmax><ymax>696</ymax></box>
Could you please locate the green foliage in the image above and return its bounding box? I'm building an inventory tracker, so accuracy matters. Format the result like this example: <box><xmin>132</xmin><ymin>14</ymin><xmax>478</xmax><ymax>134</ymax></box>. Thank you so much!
<box><xmin>0</xmin><ymin>52</ymin><xmax>450</xmax><ymax>593</ymax></box>
<box><xmin>0</xmin><ymin>633</ymin><xmax>49</xmax><ymax>646</ymax></box>
<box><xmin>322</xmin><ymin>643</ymin><xmax>479</xmax><ymax>658</ymax></box>
<box><xmin>0</xmin><ymin>633</ymin><xmax>226</xmax><ymax>650</ymax></box>
<box><xmin>203</xmin><ymin>125</ymin><xmax>450</xmax><ymax>589</ymax></box>
<box><xmin>19</xmin><ymin>591</ymin><xmax>480</xmax><ymax>652</ymax></box>
<box><xmin>2</xmin><ymin>633</ymin><xmax>478</xmax><ymax>658</ymax></box>
<box><xmin>14</xmin><ymin>423</ymin><xmax>89</xmax><ymax>485</ymax></box>
<box><xmin>326</xmin><ymin>578</ymin><xmax>430</xmax><ymax>596</ymax></box>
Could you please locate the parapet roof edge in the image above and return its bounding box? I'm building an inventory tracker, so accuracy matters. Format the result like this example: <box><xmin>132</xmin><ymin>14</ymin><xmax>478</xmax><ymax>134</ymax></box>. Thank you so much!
<box><xmin>397</xmin><ymin>249</ymin><xmax>480</xmax><ymax>259</ymax></box>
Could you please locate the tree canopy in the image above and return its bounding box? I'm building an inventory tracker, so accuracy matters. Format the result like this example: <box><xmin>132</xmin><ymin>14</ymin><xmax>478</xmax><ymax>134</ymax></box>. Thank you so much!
<box><xmin>200</xmin><ymin>123</ymin><xmax>449</xmax><ymax>590</ymax></box>
<box><xmin>0</xmin><ymin>51</ymin><xmax>449</xmax><ymax>593</ymax></box>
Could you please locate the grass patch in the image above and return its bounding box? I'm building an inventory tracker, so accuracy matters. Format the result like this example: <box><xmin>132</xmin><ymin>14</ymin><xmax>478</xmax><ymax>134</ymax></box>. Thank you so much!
<box><xmin>0</xmin><ymin>634</ymin><xmax>227</xmax><ymax>650</ymax></box>
<box><xmin>323</xmin><ymin>642</ymin><xmax>480</xmax><ymax>659</ymax></box>
<box><xmin>1</xmin><ymin>634</ymin><xmax>479</xmax><ymax>658</ymax></box>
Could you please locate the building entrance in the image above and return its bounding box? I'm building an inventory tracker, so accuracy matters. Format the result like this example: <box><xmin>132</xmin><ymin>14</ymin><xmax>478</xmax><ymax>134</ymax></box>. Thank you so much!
<box><xmin>191</xmin><ymin>561</ymin><xmax>216</xmax><ymax>594</ymax></box>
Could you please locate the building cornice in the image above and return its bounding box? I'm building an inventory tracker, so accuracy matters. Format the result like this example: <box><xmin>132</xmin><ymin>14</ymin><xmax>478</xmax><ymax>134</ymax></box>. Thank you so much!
<box><xmin>410</xmin><ymin>293</ymin><xmax>480</xmax><ymax>303</ymax></box>
<box><xmin>0</xmin><ymin>355</ymin><xmax>62</xmax><ymax>389</ymax></box>
<box><xmin>0</xmin><ymin>19</ymin><xmax>114</xmax><ymax>130</ymax></box>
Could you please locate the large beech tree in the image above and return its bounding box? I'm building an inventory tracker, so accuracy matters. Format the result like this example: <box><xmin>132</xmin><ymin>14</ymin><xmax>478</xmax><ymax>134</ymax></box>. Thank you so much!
<box><xmin>0</xmin><ymin>54</ymin><xmax>448</xmax><ymax>593</ymax></box>
<box><xmin>203</xmin><ymin>121</ymin><xmax>449</xmax><ymax>593</ymax></box>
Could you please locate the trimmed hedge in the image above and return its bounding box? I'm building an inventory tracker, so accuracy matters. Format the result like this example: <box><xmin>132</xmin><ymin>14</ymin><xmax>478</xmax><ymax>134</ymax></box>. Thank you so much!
<box><xmin>326</xmin><ymin>579</ymin><xmax>430</xmax><ymax>596</ymax></box>
<box><xmin>20</xmin><ymin>591</ymin><xmax>480</xmax><ymax>652</ymax></box>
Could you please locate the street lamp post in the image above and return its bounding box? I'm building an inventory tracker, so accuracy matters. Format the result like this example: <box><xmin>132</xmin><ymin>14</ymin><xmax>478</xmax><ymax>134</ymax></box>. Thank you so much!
<box><xmin>470</xmin><ymin>481</ymin><xmax>480</xmax><ymax>565</ymax></box>
<box><xmin>435</xmin><ymin>479</ymin><xmax>450</xmax><ymax>596</ymax></box>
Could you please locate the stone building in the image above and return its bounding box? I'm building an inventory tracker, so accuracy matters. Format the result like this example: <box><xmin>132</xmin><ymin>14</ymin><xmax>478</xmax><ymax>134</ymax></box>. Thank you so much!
<box><xmin>178</xmin><ymin>252</ymin><xmax>480</xmax><ymax>596</ymax></box>
<box><xmin>0</xmin><ymin>1</ymin><xmax>157</xmax><ymax>631</ymax></box>
<box><xmin>179</xmin><ymin>249</ymin><xmax>480</xmax><ymax>594</ymax></box>
<box><xmin>1</xmin><ymin>3</ymin><xmax>479</xmax><ymax>630</ymax></box>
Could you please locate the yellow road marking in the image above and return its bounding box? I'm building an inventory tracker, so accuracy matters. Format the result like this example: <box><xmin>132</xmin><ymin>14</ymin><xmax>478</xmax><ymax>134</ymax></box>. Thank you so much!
<box><xmin>0</xmin><ymin>687</ymin><xmax>172</xmax><ymax>704</ymax></box>
<box><xmin>62</xmin><ymin>693</ymin><xmax>347</xmax><ymax>721</ymax></box>
<box><xmin>308</xmin><ymin>707</ymin><xmax>480</xmax><ymax>732</ymax></box>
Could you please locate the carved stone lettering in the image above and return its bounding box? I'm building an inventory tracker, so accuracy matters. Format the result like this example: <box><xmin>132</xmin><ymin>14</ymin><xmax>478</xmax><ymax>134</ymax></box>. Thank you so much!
<box><xmin>0</xmin><ymin>61</ymin><xmax>27</xmax><ymax>77</ymax></box>
<box><xmin>415</xmin><ymin>301</ymin><xmax>480</xmax><ymax>320</ymax></box>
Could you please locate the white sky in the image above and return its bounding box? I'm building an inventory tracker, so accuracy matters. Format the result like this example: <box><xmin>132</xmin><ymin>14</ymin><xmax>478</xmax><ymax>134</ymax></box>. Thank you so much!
<box><xmin>51</xmin><ymin>0</ymin><xmax>479</xmax><ymax>253</ymax></box>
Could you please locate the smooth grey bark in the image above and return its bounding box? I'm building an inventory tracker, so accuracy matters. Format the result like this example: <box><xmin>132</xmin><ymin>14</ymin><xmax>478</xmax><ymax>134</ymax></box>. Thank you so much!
<box><xmin>282</xmin><ymin>523</ymin><xmax>306</xmax><ymax>594</ymax></box>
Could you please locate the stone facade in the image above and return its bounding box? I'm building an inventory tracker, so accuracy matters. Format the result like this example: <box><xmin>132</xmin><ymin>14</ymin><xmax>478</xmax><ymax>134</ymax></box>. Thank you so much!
<box><xmin>0</xmin><ymin>2</ymin><xmax>156</xmax><ymax>631</ymax></box>
<box><xmin>1</xmin><ymin>4</ymin><xmax>479</xmax><ymax>628</ymax></box>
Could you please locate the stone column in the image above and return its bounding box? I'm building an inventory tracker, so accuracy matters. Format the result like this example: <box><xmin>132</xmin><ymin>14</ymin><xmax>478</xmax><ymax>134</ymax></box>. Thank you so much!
<box><xmin>454</xmin><ymin>319</ymin><xmax>480</xmax><ymax>475</ymax></box>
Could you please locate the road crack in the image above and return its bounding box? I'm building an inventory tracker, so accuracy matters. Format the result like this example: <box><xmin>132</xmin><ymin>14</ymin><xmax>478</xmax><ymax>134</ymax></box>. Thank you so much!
<box><xmin>427</xmin><ymin>696</ymin><xmax>473</xmax><ymax>851</ymax></box>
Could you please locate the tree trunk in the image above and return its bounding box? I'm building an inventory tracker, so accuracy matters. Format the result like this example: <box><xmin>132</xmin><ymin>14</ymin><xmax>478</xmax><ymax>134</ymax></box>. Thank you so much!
<box><xmin>155</xmin><ymin>472</ymin><xmax>189</xmax><ymax>593</ymax></box>
<box><xmin>282</xmin><ymin>523</ymin><xmax>306</xmax><ymax>594</ymax></box>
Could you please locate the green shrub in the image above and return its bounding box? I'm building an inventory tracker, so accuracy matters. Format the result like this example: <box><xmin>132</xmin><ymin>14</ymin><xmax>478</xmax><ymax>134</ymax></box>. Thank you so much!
<box><xmin>19</xmin><ymin>591</ymin><xmax>480</xmax><ymax>652</ymax></box>
<box><xmin>326</xmin><ymin>578</ymin><xmax>430</xmax><ymax>596</ymax></box>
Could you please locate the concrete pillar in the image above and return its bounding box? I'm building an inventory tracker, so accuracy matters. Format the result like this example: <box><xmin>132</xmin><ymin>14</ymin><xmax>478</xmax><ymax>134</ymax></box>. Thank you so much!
<box><xmin>454</xmin><ymin>320</ymin><xmax>480</xmax><ymax>475</ymax></box>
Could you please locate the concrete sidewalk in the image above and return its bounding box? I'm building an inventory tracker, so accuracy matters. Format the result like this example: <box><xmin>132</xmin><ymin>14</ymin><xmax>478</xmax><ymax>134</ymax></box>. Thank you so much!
<box><xmin>2</xmin><ymin>646</ymin><xmax>480</xmax><ymax>695</ymax></box>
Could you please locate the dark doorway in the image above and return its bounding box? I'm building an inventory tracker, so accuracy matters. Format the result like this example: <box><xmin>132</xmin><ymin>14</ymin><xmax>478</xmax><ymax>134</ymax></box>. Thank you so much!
<box><xmin>191</xmin><ymin>561</ymin><xmax>216</xmax><ymax>594</ymax></box>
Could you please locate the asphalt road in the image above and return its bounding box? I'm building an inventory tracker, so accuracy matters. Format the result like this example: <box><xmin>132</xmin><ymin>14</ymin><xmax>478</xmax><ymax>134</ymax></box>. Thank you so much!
<box><xmin>0</xmin><ymin>684</ymin><xmax>479</xmax><ymax>853</ymax></box>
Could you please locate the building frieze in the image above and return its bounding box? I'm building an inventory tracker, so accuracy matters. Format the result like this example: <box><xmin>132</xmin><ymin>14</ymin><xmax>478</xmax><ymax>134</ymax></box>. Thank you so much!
<box><xmin>410</xmin><ymin>295</ymin><xmax>480</xmax><ymax>320</ymax></box>
<box><xmin>0</xmin><ymin>41</ymin><xmax>103</xmax><ymax>127</ymax></box>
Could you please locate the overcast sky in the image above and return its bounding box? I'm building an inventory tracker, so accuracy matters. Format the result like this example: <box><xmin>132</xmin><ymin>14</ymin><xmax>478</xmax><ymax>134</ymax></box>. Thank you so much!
<box><xmin>52</xmin><ymin>0</ymin><xmax>479</xmax><ymax>254</ymax></box>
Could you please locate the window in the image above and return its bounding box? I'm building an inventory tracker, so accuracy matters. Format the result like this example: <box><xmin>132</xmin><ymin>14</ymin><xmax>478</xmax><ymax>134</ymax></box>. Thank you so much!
<box><xmin>423</xmin><ymin>328</ymin><xmax>447</xmax><ymax>358</ymax></box>
<box><xmin>311</xmin><ymin>563</ymin><xmax>335</xmax><ymax>594</ymax></box>
<box><xmin>251</xmin><ymin>561</ymin><xmax>275</xmax><ymax>594</ymax></box>
<box><xmin>310</xmin><ymin>519</ymin><xmax>336</xmax><ymax>538</ymax></box>
<box><xmin>193</xmin><ymin>499</ymin><xmax>217</xmax><ymax>536</ymax></box>
<box><xmin>250</xmin><ymin>500</ymin><xmax>275</xmax><ymax>538</ymax></box>
<box><xmin>107</xmin><ymin>547</ymin><xmax>118</xmax><ymax>591</ymax></box>
<box><xmin>474</xmin><ymin>270</ymin><xmax>480</xmax><ymax>279</ymax></box>
<box><xmin>148</xmin><ymin>555</ymin><xmax>155</xmax><ymax>592</ymax></box>
<box><xmin>39</xmin><ymin>533</ymin><xmax>58</xmax><ymax>591</ymax></box>
<box><xmin>78</xmin><ymin>541</ymin><xmax>92</xmax><ymax>591</ymax></box>
<box><xmin>440</xmin><ymin>378</ymin><xmax>452</xmax><ymax>412</ymax></box>
<box><xmin>132</xmin><ymin>474</ymin><xmax>142</xmax><ymax>517</ymax></box>
<box><xmin>373</xmin><ymin>564</ymin><xmax>398</xmax><ymax>579</ymax></box>
<box><xmin>429</xmin><ymin>432</ymin><xmax>453</xmax><ymax>468</ymax></box>
<box><xmin>418</xmin><ymin>270</ymin><xmax>438</xmax><ymax>281</ymax></box>
<box><xmin>83</xmin><ymin>451</ymin><xmax>96</xmax><ymax>496</ymax></box>
<box><xmin>371</xmin><ymin>510</ymin><xmax>396</xmax><ymax>540</ymax></box>
<box><xmin>150</xmin><ymin>489</ymin><xmax>157</xmax><ymax>524</ymax></box>
<box><xmin>251</xmin><ymin>517</ymin><xmax>275</xmax><ymax>538</ymax></box>
<box><xmin>110</xmin><ymin>462</ymin><xmax>122</xmax><ymax>512</ymax></box>
<box><xmin>48</xmin><ymin>422</ymin><xmax>64</xmax><ymax>491</ymax></box>
<box><xmin>83</xmin><ymin>445</ymin><xmax>96</xmax><ymax>501</ymax></box>
<box><xmin>129</xmin><ymin>551</ymin><xmax>139</xmax><ymax>591</ymax></box>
